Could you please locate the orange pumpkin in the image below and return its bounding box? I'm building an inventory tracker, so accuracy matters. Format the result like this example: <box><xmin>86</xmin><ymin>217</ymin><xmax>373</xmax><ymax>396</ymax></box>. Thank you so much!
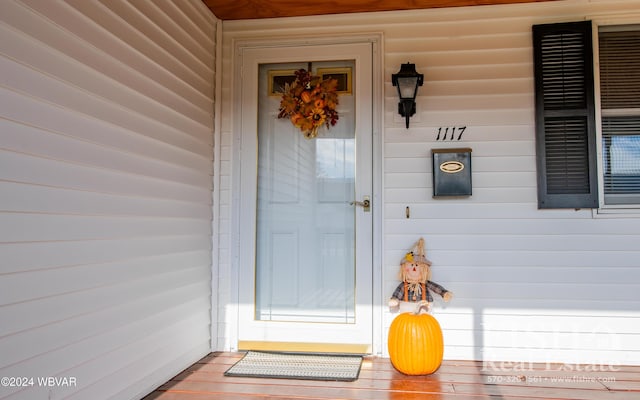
<box><xmin>388</xmin><ymin>311</ymin><xmax>444</xmax><ymax>375</ymax></box>
<box><xmin>300</xmin><ymin>91</ymin><xmax>312</xmax><ymax>103</ymax></box>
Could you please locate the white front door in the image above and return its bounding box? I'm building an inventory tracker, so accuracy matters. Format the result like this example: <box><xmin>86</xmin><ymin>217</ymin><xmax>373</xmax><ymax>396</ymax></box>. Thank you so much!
<box><xmin>237</xmin><ymin>42</ymin><xmax>373</xmax><ymax>353</ymax></box>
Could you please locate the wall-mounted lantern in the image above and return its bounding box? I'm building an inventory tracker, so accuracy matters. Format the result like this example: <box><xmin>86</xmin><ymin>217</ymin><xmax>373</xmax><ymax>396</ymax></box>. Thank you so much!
<box><xmin>392</xmin><ymin>62</ymin><xmax>424</xmax><ymax>129</ymax></box>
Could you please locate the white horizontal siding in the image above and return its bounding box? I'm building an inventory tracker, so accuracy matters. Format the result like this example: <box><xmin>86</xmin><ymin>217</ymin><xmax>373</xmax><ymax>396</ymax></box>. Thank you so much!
<box><xmin>219</xmin><ymin>0</ymin><xmax>640</xmax><ymax>366</ymax></box>
<box><xmin>0</xmin><ymin>1</ymin><xmax>216</xmax><ymax>399</ymax></box>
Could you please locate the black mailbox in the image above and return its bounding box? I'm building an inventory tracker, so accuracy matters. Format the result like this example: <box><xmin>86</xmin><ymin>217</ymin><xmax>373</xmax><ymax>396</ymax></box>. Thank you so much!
<box><xmin>432</xmin><ymin>148</ymin><xmax>472</xmax><ymax>197</ymax></box>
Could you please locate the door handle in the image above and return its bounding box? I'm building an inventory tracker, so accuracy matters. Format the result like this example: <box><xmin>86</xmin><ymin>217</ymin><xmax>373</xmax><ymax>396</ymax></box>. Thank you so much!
<box><xmin>350</xmin><ymin>196</ymin><xmax>371</xmax><ymax>212</ymax></box>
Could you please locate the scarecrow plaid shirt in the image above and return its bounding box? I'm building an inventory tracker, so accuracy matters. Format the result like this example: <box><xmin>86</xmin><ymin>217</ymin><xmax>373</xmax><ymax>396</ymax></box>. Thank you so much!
<box><xmin>390</xmin><ymin>280</ymin><xmax>450</xmax><ymax>303</ymax></box>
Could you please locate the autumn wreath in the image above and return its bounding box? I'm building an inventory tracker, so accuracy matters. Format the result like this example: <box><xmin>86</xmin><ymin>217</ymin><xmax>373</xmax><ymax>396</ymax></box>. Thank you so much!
<box><xmin>278</xmin><ymin>69</ymin><xmax>339</xmax><ymax>138</ymax></box>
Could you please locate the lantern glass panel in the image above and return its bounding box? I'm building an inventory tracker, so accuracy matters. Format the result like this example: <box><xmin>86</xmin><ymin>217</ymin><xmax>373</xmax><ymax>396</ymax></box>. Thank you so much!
<box><xmin>397</xmin><ymin>77</ymin><xmax>418</xmax><ymax>99</ymax></box>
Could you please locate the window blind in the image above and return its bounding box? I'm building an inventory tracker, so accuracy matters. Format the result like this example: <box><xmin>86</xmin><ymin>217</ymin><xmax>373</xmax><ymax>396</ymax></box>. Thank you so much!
<box><xmin>599</xmin><ymin>29</ymin><xmax>640</xmax><ymax>110</ymax></box>
<box><xmin>599</xmin><ymin>27</ymin><xmax>640</xmax><ymax>205</ymax></box>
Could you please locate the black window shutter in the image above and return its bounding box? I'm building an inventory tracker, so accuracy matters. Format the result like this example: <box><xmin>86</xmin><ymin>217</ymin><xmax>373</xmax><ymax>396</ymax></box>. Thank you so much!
<box><xmin>533</xmin><ymin>21</ymin><xmax>599</xmax><ymax>209</ymax></box>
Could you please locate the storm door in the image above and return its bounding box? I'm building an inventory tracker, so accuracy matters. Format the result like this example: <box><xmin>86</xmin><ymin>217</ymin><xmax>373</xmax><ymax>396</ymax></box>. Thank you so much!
<box><xmin>237</xmin><ymin>43</ymin><xmax>373</xmax><ymax>352</ymax></box>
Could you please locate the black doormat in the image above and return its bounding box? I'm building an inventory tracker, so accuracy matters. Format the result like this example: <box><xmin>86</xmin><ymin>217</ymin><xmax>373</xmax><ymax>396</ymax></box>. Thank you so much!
<box><xmin>224</xmin><ymin>351</ymin><xmax>363</xmax><ymax>381</ymax></box>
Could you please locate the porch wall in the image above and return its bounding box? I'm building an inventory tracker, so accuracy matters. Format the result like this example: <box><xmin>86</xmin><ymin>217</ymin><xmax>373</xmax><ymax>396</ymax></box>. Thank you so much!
<box><xmin>217</xmin><ymin>0</ymin><xmax>640</xmax><ymax>366</ymax></box>
<box><xmin>0</xmin><ymin>1</ymin><xmax>216</xmax><ymax>399</ymax></box>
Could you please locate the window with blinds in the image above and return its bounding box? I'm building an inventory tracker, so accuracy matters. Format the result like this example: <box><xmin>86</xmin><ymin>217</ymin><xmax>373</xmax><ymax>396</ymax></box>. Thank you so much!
<box><xmin>599</xmin><ymin>27</ymin><xmax>640</xmax><ymax>205</ymax></box>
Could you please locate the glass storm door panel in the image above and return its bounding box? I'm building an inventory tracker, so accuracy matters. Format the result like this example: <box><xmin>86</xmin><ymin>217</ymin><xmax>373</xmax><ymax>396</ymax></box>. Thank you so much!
<box><xmin>256</xmin><ymin>60</ymin><xmax>356</xmax><ymax>323</ymax></box>
<box><xmin>238</xmin><ymin>43</ymin><xmax>373</xmax><ymax>351</ymax></box>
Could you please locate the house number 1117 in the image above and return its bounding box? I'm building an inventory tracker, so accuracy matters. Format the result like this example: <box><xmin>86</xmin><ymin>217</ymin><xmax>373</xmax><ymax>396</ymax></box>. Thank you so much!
<box><xmin>436</xmin><ymin>126</ymin><xmax>466</xmax><ymax>141</ymax></box>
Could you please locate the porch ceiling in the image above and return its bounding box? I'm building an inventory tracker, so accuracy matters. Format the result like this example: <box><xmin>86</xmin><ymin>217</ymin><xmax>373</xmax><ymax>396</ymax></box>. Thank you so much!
<box><xmin>203</xmin><ymin>0</ymin><xmax>558</xmax><ymax>20</ymax></box>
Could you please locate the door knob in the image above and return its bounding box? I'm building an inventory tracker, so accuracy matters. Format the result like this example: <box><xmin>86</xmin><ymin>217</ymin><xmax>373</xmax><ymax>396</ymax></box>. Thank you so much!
<box><xmin>350</xmin><ymin>196</ymin><xmax>371</xmax><ymax>212</ymax></box>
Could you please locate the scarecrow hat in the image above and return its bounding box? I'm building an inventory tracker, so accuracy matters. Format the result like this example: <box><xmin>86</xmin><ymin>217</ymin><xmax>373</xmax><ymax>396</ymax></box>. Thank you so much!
<box><xmin>401</xmin><ymin>237</ymin><xmax>432</xmax><ymax>266</ymax></box>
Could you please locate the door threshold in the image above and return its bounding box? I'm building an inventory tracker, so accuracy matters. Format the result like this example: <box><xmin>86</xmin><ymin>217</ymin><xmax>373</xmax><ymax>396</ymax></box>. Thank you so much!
<box><xmin>238</xmin><ymin>341</ymin><xmax>371</xmax><ymax>355</ymax></box>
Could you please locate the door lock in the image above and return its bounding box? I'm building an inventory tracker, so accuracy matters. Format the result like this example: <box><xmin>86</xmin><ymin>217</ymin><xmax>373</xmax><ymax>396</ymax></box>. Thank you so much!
<box><xmin>350</xmin><ymin>196</ymin><xmax>371</xmax><ymax>212</ymax></box>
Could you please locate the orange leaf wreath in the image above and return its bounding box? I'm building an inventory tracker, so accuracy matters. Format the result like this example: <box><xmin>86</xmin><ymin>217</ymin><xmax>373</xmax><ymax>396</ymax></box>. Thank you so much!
<box><xmin>278</xmin><ymin>69</ymin><xmax>339</xmax><ymax>138</ymax></box>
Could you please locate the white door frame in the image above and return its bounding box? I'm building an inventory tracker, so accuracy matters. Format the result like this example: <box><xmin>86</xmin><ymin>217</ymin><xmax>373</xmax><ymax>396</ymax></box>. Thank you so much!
<box><xmin>227</xmin><ymin>33</ymin><xmax>384</xmax><ymax>355</ymax></box>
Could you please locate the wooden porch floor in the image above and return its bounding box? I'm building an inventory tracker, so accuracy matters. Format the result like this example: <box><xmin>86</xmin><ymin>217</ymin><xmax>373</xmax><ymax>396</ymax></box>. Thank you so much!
<box><xmin>144</xmin><ymin>352</ymin><xmax>640</xmax><ymax>400</ymax></box>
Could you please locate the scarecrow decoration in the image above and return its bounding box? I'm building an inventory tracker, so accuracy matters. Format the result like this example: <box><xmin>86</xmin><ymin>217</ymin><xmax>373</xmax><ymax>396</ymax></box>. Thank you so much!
<box><xmin>388</xmin><ymin>237</ymin><xmax>452</xmax><ymax>313</ymax></box>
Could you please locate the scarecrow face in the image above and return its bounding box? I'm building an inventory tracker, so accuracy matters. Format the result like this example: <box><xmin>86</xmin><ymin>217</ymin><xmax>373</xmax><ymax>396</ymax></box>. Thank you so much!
<box><xmin>403</xmin><ymin>261</ymin><xmax>425</xmax><ymax>282</ymax></box>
